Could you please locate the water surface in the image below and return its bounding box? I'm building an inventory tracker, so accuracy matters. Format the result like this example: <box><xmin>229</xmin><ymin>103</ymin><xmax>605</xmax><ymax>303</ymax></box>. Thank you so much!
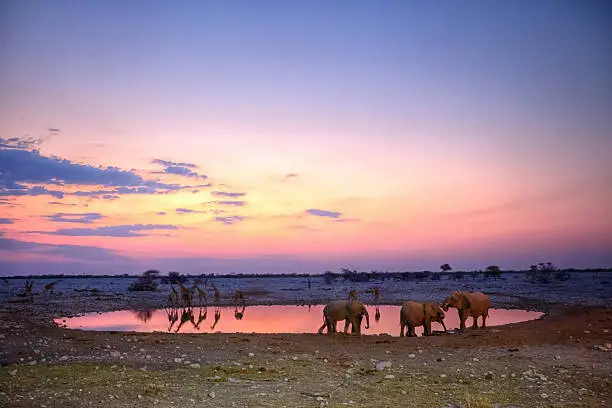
<box><xmin>56</xmin><ymin>305</ymin><xmax>543</xmax><ymax>336</ymax></box>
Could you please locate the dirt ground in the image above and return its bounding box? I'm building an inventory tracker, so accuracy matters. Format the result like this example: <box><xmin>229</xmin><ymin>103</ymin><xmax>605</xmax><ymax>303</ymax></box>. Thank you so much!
<box><xmin>1</xmin><ymin>287</ymin><xmax>611</xmax><ymax>407</ymax></box>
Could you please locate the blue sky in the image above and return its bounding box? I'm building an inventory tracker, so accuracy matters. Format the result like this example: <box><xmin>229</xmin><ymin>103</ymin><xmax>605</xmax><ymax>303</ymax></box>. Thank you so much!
<box><xmin>1</xmin><ymin>1</ymin><xmax>611</xmax><ymax>275</ymax></box>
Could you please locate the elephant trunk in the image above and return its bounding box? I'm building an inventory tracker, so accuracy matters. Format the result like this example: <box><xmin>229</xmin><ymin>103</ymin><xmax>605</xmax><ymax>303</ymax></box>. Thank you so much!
<box><xmin>363</xmin><ymin>308</ymin><xmax>370</xmax><ymax>329</ymax></box>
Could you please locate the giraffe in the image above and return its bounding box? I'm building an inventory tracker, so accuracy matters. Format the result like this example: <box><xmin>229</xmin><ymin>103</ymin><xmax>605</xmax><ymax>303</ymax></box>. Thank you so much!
<box><xmin>44</xmin><ymin>280</ymin><xmax>60</xmax><ymax>293</ymax></box>
<box><xmin>212</xmin><ymin>285</ymin><xmax>221</xmax><ymax>304</ymax></box>
<box><xmin>176</xmin><ymin>280</ymin><xmax>194</xmax><ymax>307</ymax></box>
<box><xmin>232</xmin><ymin>290</ymin><xmax>245</xmax><ymax>306</ymax></box>
<box><xmin>193</xmin><ymin>281</ymin><xmax>208</xmax><ymax>307</ymax></box>
<box><xmin>168</xmin><ymin>284</ymin><xmax>179</xmax><ymax>306</ymax></box>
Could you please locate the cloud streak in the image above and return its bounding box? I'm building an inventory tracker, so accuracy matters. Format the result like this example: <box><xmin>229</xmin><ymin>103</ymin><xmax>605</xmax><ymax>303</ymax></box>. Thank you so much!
<box><xmin>214</xmin><ymin>216</ymin><xmax>246</xmax><ymax>225</ymax></box>
<box><xmin>151</xmin><ymin>158</ymin><xmax>208</xmax><ymax>180</ymax></box>
<box><xmin>211</xmin><ymin>191</ymin><xmax>247</xmax><ymax>198</ymax></box>
<box><xmin>43</xmin><ymin>213</ymin><xmax>104</xmax><ymax>224</ymax></box>
<box><xmin>306</xmin><ymin>209</ymin><xmax>342</xmax><ymax>219</ymax></box>
<box><xmin>29</xmin><ymin>224</ymin><xmax>178</xmax><ymax>237</ymax></box>
<box><xmin>0</xmin><ymin>237</ymin><xmax>129</xmax><ymax>262</ymax></box>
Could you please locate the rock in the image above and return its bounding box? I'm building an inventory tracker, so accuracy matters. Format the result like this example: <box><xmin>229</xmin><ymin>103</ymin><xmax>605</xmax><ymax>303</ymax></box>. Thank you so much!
<box><xmin>27</xmin><ymin>360</ymin><xmax>36</xmax><ymax>365</ymax></box>
<box><xmin>59</xmin><ymin>356</ymin><xmax>68</xmax><ymax>361</ymax></box>
<box><xmin>189</xmin><ymin>363</ymin><xmax>200</xmax><ymax>369</ymax></box>
<box><xmin>208</xmin><ymin>391</ymin><xmax>216</xmax><ymax>399</ymax></box>
<box><xmin>408</xmin><ymin>354</ymin><xmax>416</xmax><ymax>358</ymax></box>
<box><xmin>110</xmin><ymin>351</ymin><xmax>120</xmax><ymax>357</ymax></box>
<box><xmin>484</xmin><ymin>371</ymin><xmax>494</xmax><ymax>380</ymax></box>
<box><xmin>472</xmin><ymin>357</ymin><xmax>479</xmax><ymax>362</ymax></box>
<box><xmin>174</xmin><ymin>358</ymin><xmax>182</xmax><ymax>363</ymax></box>
<box><xmin>541</xmin><ymin>393</ymin><xmax>548</xmax><ymax>398</ymax></box>
<box><xmin>248</xmin><ymin>352</ymin><xmax>255</xmax><ymax>357</ymax></box>
<box><xmin>9</xmin><ymin>369</ymin><xmax>17</xmax><ymax>376</ymax></box>
<box><xmin>440</xmin><ymin>374</ymin><xmax>447</xmax><ymax>378</ymax></box>
<box><xmin>384</xmin><ymin>374</ymin><xmax>395</xmax><ymax>379</ymax></box>
<box><xmin>376</xmin><ymin>361</ymin><xmax>392</xmax><ymax>371</ymax></box>
<box><xmin>292</xmin><ymin>356</ymin><xmax>298</xmax><ymax>361</ymax></box>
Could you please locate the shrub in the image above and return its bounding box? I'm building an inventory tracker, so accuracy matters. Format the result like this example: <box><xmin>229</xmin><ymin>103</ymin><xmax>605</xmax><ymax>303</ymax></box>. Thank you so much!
<box><xmin>484</xmin><ymin>265</ymin><xmax>502</xmax><ymax>280</ymax></box>
<box><xmin>526</xmin><ymin>263</ymin><xmax>556</xmax><ymax>283</ymax></box>
<box><xmin>128</xmin><ymin>270</ymin><xmax>159</xmax><ymax>292</ymax></box>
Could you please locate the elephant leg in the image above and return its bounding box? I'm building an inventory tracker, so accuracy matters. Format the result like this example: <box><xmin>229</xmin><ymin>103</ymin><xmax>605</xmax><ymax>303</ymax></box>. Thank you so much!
<box><xmin>400</xmin><ymin>321</ymin><xmax>405</xmax><ymax>337</ymax></box>
<box><xmin>408</xmin><ymin>324</ymin><xmax>416</xmax><ymax>337</ymax></box>
<box><xmin>349</xmin><ymin>316</ymin><xmax>360</xmax><ymax>335</ymax></box>
<box><xmin>458</xmin><ymin>309</ymin><xmax>467</xmax><ymax>330</ymax></box>
<box><xmin>343</xmin><ymin>318</ymin><xmax>350</xmax><ymax>334</ymax></box>
<box><xmin>318</xmin><ymin>321</ymin><xmax>327</xmax><ymax>334</ymax></box>
<box><xmin>482</xmin><ymin>314</ymin><xmax>487</xmax><ymax>328</ymax></box>
<box><xmin>423</xmin><ymin>322</ymin><xmax>431</xmax><ymax>336</ymax></box>
<box><xmin>472</xmin><ymin>316</ymin><xmax>478</xmax><ymax>329</ymax></box>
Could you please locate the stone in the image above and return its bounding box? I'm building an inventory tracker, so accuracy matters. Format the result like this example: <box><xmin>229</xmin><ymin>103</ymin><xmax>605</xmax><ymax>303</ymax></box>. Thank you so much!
<box><xmin>408</xmin><ymin>354</ymin><xmax>416</xmax><ymax>358</ymax></box>
<box><xmin>190</xmin><ymin>363</ymin><xmax>200</xmax><ymax>369</ymax></box>
<box><xmin>110</xmin><ymin>351</ymin><xmax>120</xmax><ymax>357</ymax></box>
<box><xmin>208</xmin><ymin>391</ymin><xmax>216</xmax><ymax>399</ymax></box>
<box><xmin>384</xmin><ymin>374</ymin><xmax>395</xmax><ymax>379</ymax></box>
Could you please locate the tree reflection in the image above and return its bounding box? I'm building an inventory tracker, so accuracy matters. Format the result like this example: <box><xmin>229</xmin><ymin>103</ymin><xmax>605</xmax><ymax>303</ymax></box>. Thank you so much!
<box><xmin>133</xmin><ymin>308</ymin><xmax>154</xmax><ymax>323</ymax></box>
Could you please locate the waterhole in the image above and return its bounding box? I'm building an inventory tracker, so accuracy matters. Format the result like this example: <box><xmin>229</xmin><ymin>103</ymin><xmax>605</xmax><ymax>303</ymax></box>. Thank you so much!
<box><xmin>56</xmin><ymin>305</ymin><xmax>543</xmax><ymax>336</ymax></box>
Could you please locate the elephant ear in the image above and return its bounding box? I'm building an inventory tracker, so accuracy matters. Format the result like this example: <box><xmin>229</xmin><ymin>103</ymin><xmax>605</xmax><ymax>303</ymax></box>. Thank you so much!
<box><xmin>460</xmin><ymin>293</ymin><xmax>472</xmax><ymax>309</ymax></box>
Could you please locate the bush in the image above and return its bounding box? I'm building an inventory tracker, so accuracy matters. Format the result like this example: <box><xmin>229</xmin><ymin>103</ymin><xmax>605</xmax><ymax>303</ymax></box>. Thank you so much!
<box><xmin>526</xmin><ymin>263</ymin><xmax>556</xmax><ymax>283</ymax></box>
<box><xmin>128</xmin><ymin>270</ymin><xmax>159</xmax><ymax>292</ymax></box>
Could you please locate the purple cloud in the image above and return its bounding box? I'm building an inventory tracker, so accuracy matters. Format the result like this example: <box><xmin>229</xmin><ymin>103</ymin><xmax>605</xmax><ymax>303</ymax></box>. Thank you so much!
<box><xmin>151</xmin><ymin>159</ymin><xmax>207</xmax><ymax>180</ymax></box>
<box><xmin>211</xmin><ymin>191</ymin><xmax>247</xmax><ymax>198</ymax></box>
<box><xmin>214</xmin><ymin>216</ymin><xmax>246</xmax><ymax>225</ymax></box>
<box><xmin>176</xmin><ymin>208</ymin><xmax>207</xmax><ymax>214</ymax></box>
<box><xmin>306</xmin><ymin>209</ymin><xmax>342</xmax><ymax>219</ymax></box>
<box><xmin>29</xmin><ymin>224</ymin><xmax>179</xmax><ymax>237</ymax></box>
<box><xmin>43</xmin><ymin>213</ymin><xmax>104</xmax><ymax>224</ymax></box>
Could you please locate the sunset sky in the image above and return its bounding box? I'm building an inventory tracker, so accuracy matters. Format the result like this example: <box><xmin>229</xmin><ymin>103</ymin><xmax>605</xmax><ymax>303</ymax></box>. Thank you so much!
<box><xmin>1</xmin><ymin>1</ymin><xmax>611</xmax><ymax>275</ymax></box>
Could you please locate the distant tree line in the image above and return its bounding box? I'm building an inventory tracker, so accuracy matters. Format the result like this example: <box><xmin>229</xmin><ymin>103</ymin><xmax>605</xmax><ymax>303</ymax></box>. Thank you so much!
<box><xmin>3</xmin><ymin>266</ymin><xmax>610</xmax><ymax>281</ymax></box>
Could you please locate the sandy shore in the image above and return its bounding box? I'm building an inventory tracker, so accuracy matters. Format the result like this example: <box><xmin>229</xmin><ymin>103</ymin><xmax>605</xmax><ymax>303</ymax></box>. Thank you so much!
<box><xmin>1</xmin><ymin>275</ymin><xmax>611</xmax><ymax>407</ymax></box>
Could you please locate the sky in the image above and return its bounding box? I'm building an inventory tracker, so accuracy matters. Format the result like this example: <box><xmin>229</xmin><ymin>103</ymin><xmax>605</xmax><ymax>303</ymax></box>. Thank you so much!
<box><xmin>1</xmin><ymin>1</ymin><xmax>611</xmax><ymax>275</ymax></box>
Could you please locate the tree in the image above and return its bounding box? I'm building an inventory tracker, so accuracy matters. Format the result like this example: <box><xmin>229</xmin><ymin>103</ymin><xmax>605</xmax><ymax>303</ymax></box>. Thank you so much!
<box><xmin>484</xmin><ymin>265</ymin><xmax>501</xmax><ymax>280</ymax></box>
<box><xmin>440</xmin><ymin>264</ymin><xmax>452</xmax><ymax>273</ymax></box>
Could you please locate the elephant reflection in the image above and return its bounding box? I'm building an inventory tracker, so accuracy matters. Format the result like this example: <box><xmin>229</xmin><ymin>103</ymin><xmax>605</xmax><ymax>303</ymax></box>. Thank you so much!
<box><xmin>133</xmin><ymin>308</ymin><xmax>154</xmax><ymax>323</ymax></box>
<box><xmin>375</xmin><ymin>306</ymin><xmax>381</xmax><ymax>322</ymax></box>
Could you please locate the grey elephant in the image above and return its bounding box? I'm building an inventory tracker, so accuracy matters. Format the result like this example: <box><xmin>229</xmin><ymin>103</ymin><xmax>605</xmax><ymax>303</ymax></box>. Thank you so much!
<box><xmin>442</xmin><ymin>291</ymin><xmax>490</xmax><ymax>330</ymax></box>
<box><xmin>318</xmin><ymin>300</ymin><xmax>370</xmax><ymax>335</ymax></box>
<box><xmin>399</xmin><ymin>301</ymin><xmax>446</xmax><ymax>337</ymax></box>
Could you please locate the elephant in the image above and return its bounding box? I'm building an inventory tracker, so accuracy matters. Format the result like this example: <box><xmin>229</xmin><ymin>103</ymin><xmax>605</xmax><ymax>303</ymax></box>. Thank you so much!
<box><xmin>318</xmin><ymin>300</ymin><xmax>370</xmax><ymax>335</ymax></box>
<box><xmin>442</xmin><ymin>291</ymin><xmax>490</xmax><ymax>330</ymax></box>
<box><xmin>399</xmin><ymin>301</ymin><xmax>446</xmax><ymax>337</ymax></box>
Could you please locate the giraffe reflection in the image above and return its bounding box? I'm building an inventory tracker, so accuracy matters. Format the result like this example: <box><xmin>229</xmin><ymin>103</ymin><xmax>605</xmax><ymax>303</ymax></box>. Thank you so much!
<box><xmin>211</xmin><ymin>307</ymin><xmax>222</xmax><ymax>330</ymax></box>
<box><xmin>166</xmin><ymin>307</ymin><xmax>179</xmax><ymax>332</ymax></box>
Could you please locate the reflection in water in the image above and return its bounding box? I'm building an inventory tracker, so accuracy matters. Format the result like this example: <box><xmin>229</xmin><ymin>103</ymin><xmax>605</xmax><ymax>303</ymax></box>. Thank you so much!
<box><xmin>58</xmin><ymin>306</ymin><xmax>544</xmax><ymax>335</ymax></box>
<box><xmin>375</xmin><ymin>307</ymin><xmax>381</xmax><ymax>322</ymax></box>
<box><xmin>133</xmin><ymin>308</ymin><xmax>154</xmax><ymax>323</ymax></box>
<box><xmin>234</xmin><ymin>304</ymin><xmax>245</xmax><ymax>320</ymax></box>
<box><xmin>211</xmin><ymin>307</ymin><xmax>222</xmax><ymax>330</ymax></box>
